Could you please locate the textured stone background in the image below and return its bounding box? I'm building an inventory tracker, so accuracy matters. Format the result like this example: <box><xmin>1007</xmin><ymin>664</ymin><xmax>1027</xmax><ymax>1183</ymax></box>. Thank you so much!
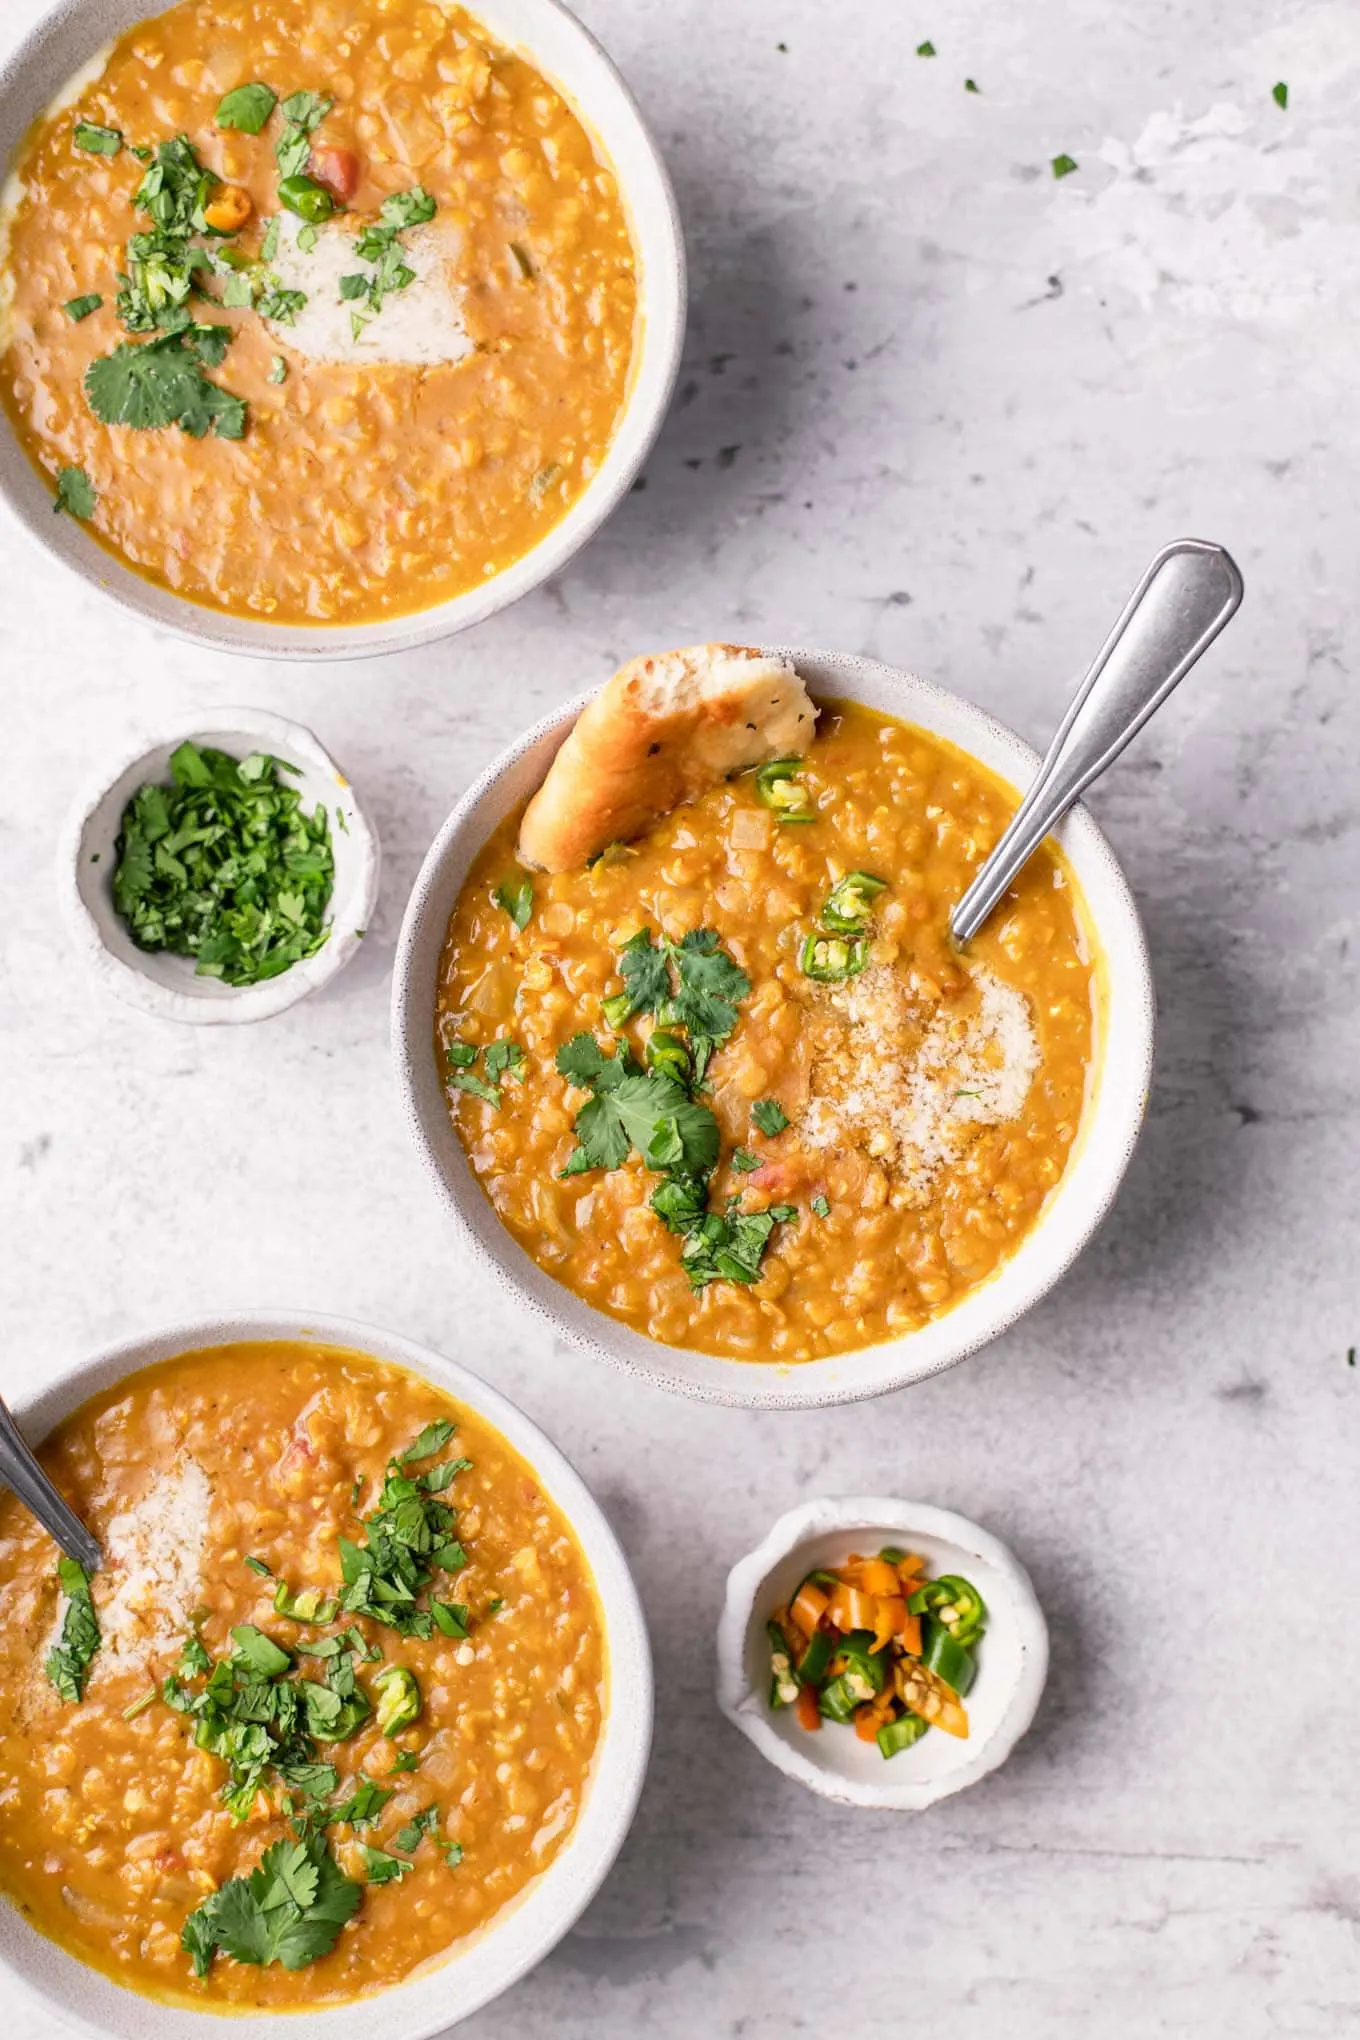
<box><xmin>2</xmin><ymin>0</ymin><xmax>1357</xmax><ymax>2033</ymax></box>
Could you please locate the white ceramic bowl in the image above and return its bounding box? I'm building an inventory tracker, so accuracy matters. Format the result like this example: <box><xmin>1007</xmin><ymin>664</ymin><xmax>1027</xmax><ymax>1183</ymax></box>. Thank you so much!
<box><xmin>0</xmin><ymin>1307</ymin><xmax>653</xmax><ymax>2039</ymax></box>
<box><xmin>58</xmin><ymin>706</ymin><xmax>380</xmax><ymax>1024</ymax></box>
<box><xmin>716</xmin><ymin>1498</ymin><xmax>1048</xmax><ymax>1811</ymax></box>
<box><xmin>392</xmin><ymin>648</ymin><xmax>1155</xmax><ymax>1408</ymax></box>
<box><xmin>0</xmin><ymin>0</ymin><xmax>685</xmax><ymax>659</ymax></box>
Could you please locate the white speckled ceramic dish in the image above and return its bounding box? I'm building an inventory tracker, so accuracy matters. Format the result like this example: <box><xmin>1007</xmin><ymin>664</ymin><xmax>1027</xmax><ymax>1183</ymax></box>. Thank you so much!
<box><xmin>58</xmin><ymin>707</ymin><xmax>380</xmax><ymax>1024</ymax></box>
<box><xmin>0</xmin><ymin>1308</ymin><xmax>653</xmax><ymax>2038</ymax></box>
<box><xmin>0</xmin><ymin>0</ymin><xmax>685</xmax><ymax>659</ymax></box>
<box><xmin>716</xmin><ymin>1498</ymin><xmax>1048</xmax><ymax>1810</ymax></box>
<box><xmin>391</xmin><ymin>648</ymin><xmax>1156</xmax><ymax>1408</ymax></box>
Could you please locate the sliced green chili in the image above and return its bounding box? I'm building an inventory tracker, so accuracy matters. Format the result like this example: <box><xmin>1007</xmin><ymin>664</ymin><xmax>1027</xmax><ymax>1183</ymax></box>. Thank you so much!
<box><xmin>799</xmin><ymin>932</ymin><xmax>868</xmax><ymax>982</ymax></box>
<box><xmin>278</xmin><ymin>173</ymin><xmax>336</xmax><ymax>223</ymax></box>
<box><xmin>273</xmin><ymin>1581</ymin><xmax>340</xmax><ymax>1625</ymax></box>
<box><xmin>755</xmin><ymin>758</ymin><xmax>814</xmax><ymax>822</ymax></box>
<box><xmin>877</xmin><ymin>1712</ymin><xmax>929</xmax><ymax>1759</ymax></box>
<box><xmin>816</xmin><ymin>1673</ymin><xmax>862</xmax><ymax>1723</ymax></box>
<box><xmin>644</xmin><ymin>1029</ymin><xmax>690</xmax><ymax>1082</ymax></box>
<box><xmin>601</xmin><ymin>992</ymin><xmax>633</xmax><ymax>1030</ymax></box>
<box><xmin>767</xmin><ymin>1622</ymin><xmax>799</xmax><ymax>1708</ymax></box>
<box><xmin>921</xmin><ymin>1619</ymin><xmax>976</xmax><ymax>1696</ymax></box>
<box><xmin>821</xmin><ymin>871</ymin><xmax>888</xmax><ymax>934</ymax></box>
<box><xmin>795</xmin><ymin>1627</ymin><xmax>834</xmax><ymax>1686</ymax></box>
<box><xmin>907</xmin><ymin>1574</ymin><xmax>986</xmax><ymax>1647</ymax></box>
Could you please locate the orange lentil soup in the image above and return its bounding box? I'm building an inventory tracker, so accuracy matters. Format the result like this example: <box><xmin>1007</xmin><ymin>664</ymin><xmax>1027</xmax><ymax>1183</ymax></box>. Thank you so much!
<box><xmin>435</xmin><ymin>702</ymin><xmax>1099</xmax><ymax>1362</ymax></box>
<box><xmin>0</xmin><ymin>0</ymin><xmax>637</xmax><ymax>623</ymax></box>
<box><xmin>0</xmin><ymin>1342</ymin><xmax>604</xmax><ymax>2008</ymax></box>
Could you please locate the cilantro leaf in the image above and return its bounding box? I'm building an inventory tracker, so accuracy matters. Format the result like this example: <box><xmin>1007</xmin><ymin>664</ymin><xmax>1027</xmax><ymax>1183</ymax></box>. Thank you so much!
<box><xmin>394</xmin><ymin>1804</ymin><xmax>441</xmax><ymax>1852</ymax></box>
<box><xmin>449</xmin><ymin>1069</ymin><xmax>501</xmax><ymax>1107</ymax></box>
<box><xmin>397</xmin><ymin>1420</ymin><xmax>456</xmax><ymax>1466</ymax></box>
<box><xmin>73</xmin><ymin>121</ymin><xmax>121</xmax><ymax>156</ymax></box>
<box><xmin>358</xmin><ymin>1844</ymin><xmax>413</xmax><ymax>1885</ymax></box>
<box><xmin>181</xmin><ymin>1904</ymin><xmax>219</xmax><ymax>1978</ymax></box>
<box><xmin>53</xmin><ymin>465</ymin><xmax>96</xmax><ymax>518</ymax></box>
<box><xmin>493</xmin><ymin>875</ymin><xmax>533</xmax><ymax>928</ymax></box>
<box><xmin>484</xmin><ymin>1038</ymin><xmax>526</xmax><ymax>1085</ymax></box>
<box><xmin>680</xmin><ymin>1207</ymin><xmax>785</xmax><ymax>1289</ymax></box>
<box><xmin>730</xmin><ymin>1148</ymin><xmax>761</xmax><ymax>1173</ymax></box>
<box><xmin>555</xmin><ymin>1032</ymin><xmax>609</xmax><ymax>1087</ymax></box>
<box><xmin>230</xmin><ymin>1626</ymin><xmax>291</xmax><ymax>1678</ymax></box>
<box><xmin>445</xmin><ymin>1040</ymin><xmax>477</xmax><ymax>1068</ymax></box>
<box><xmin>438</xmin><ymin>1839</ymin><xmax>465</xmax><ymax>1866</ymax></box>
<box><xmin>182</xmin><ymin>1834</ymin><xmax>361</xmax><ymax>1975</ymax></box>
<box><xmin>44</xmin><ymin>1557</ymin><xmax>100</xmax><ymax>1702</ymax></box>
<box><xmin>380</xmin><ymin>186</ymin><xmax>436</xmax><ymax>229</ymax></box>
<box><xmin>617</xmin><ymin>929</ymin><xmax>671</xmax><ymax>1017</ymax></box>
<box><xmin>1272</xmin><ymin>81</ymin><xmax>1288</xmax><ymax>109</ymax></box>
<box><xmin>751</xmin><ymin>1099</ymin><xmax>789</xmax><ymax>1136</ymax></box>
<box><xmin>1051</xmin><ymin>152</ymin><xmax>1079</xmax><ymax>179</ymax></box>
<box><xmin>811</xmin><ymin>1194</ymin><xmax>831</xmax><ymax>1219</ymax></box>
<box><xmin>666</xmin><ymin>928</ymin><xmax>750</xmax><ymax>1040</ymax></box>
<box><xmin>215</xmin><ymin>83</ymin><xmax>277</xmax><ymax>134</ymax></box>
<box><xmin>85</xmin><ymin>330</ymin><xmax>246</xmax><ymax>439</ymax></box>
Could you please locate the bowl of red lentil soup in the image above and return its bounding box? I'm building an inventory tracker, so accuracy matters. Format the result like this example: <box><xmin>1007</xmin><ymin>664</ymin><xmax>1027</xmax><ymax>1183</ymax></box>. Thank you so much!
<box><xmin>392</xmin><ymin>648</ymin><xmax>1156</xmax><ymax>1410</ymax></box>
<box><xmin>0</xmin><ymin>0</ymin><xmax>683</xmax><ymax>657</ymax></box>
<box><xmin>0</xmin><ymin>1310</ymin><xmax>651</xmax><ymax>2036</ymax></box>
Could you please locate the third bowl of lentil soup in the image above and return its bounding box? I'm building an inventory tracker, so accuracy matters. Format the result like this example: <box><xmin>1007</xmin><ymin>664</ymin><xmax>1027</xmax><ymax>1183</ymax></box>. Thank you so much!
<box><xmin>0</xmin><ymin>0</ymin><xmax>683</xmax><ymax>655</ymax></box>
<box><xmin>0</xmin><ymin>1310</ymin><xmax>651</xmax><ymax>2036</ymax></box>
<box><xmin>393</xmin><ymin>648</ymin><xmax>1155</xmax><ymax>1409</ymax></box>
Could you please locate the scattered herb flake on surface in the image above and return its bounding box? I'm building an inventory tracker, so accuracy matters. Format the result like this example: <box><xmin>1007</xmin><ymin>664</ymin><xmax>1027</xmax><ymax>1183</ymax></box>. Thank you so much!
<box><xmin>751</xmin><ymin>1099</ymin><xmax>789</xmax><ymax>1137</ymax></box>
<box><xmin>1051</xmin><ymin>152</ymin><xmax>1079</xmax><ymax>178</ymax></box>
<box><xmin>811</xmin><ymin>1194</ymin><xmax>831</xmax><ymax>1219</ymax></box>
<box><xmin>53</xmin><ymin>465</ymin><xmax>96</xmax><ymax>518</ymax></box>
<box><xmin>1273</xmin><ymin>81</ymin><xmax>1288</xmax><ymax>108</ymax></box>
<box><xmin>493</xmin><ymin>875</ymin><xmax>533</xmax><ymax>929</ymax></box>
<box><xmin>215</xmin><ymin>82</ymin><xmax>277</xmax><ymax>133</ymax></box>
<box><xmin>916</xmin><ymin>39</ymin><xmax>936</xmax><ymax>56</ymax></box>
<box><xmin>730</xmin><ymin>1148</ymin><xmax>761</xmax><ymax>1173</ymax></box>
<box><xmin>73</xmin><ymin>120</ymin><xmax>121</xmax><ymax>156</ymax></box>
<box><xmin>965</xmin><ymin>77</ymin><xmax>980</xmax><ymax>92</ymax></box>
<box><xmin>110</xmin><ymin>741</ymin><xmax>334</xmax><ymax>986</ymax></box>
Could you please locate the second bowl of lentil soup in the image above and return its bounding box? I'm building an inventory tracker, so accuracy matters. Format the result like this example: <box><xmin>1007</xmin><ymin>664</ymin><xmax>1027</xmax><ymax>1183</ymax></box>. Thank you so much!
<box><xmin>0</xmin><ymin>0</ymin><xmax>684</xmax><ymax>655</ymax></box>
<box><xmin>0</xmin><ymin>1309</ymin><xmax>652</xmax><ymax>2037</ymax></box>
<box><xmin>393</xmin><ymin>649</ymin><xmax>1155</xmax><ymax>1409</ymax></box>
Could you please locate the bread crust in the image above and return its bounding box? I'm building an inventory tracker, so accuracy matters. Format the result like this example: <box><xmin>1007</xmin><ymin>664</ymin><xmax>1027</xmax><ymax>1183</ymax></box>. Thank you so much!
<box><xmin>516</xmin><ymin>644</ymin><xmax>818</xmax><ymax>871</ymax></box>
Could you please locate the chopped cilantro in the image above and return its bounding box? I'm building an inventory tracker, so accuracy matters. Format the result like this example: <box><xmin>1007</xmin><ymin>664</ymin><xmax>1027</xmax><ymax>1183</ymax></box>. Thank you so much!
<box><xmin>296</xmin><ymin>222</ymin><xmax>319</xmax><ymax>253</ymax></box>
<box><xmin>486</xmin><ymin>1598</ymin><xmax>505</xmax><ymax>1616</ymax></box>
<box><xmin>221</xmin><ymin>271</ymin><xmax>255</xmax><ymax>308</ymax></box>
<box><xmin>1272</xmin><ymin>81</ymin><xmax>1288</xmax><ymax>109</ymax></box>
<box><xmin>215</xmin><ymin>83</ymin><xmax>277</xmax><ymax>134</ymax></box>
<box><xmin>612</xmin><ymin>928</ymin><xmax>750</xmax><ymax>1052</ymax></box>
<box><xmin>391</xmin><ymin>1749</ymin><xmax>420</xmax><ymax>1773</ymax></box>
<box><xmin>437</xmin><ymin>1839</ymin><xmax>464</xmax><ymax>1866</ymax></box>
<box><xmin>275</xmin><ymin>91</ymin><xmax>332</xmax><ymax>180</ymax></box>
<box><xmin>334</xmin><ymin>188</ymin><xmax>434</xmax><ymax>316</ymax></box>
<box><xmin>110</xmin><ymin>741</ymin><xmax>333</xmax><ymax>985</ymax></box>
<box><xmin>430</xmin><ymin>1599</ymin><xmax>470</xmax><ymax>1639</ymax></box>
<box><xmin>397</xmin><ymin>1421</ymin><xmax>455</xmax><ymax>1465</ymax></box>
<box><xmin>450</xmin><ymin>1069</ymin><xmax>502</xmax><ymax>1108</ymax></box>
<box><xmin>335</xmin><ymin>1424</ymin><xmax>469</xmax><ymax>1640</ymax></box>
<box><xmin>257</xmin><ymin>285</ymin><xmax>307</xmax><ymax>324</ymax></box>
<box><xmin>44</xmin><ymin>1558</ymin><xmax>100</xmax><ymax>1702</ymax></box>
<box><xmin>493</xmin><ymin>875</ymin><xmax>533</xmax><ymax>928</ymax></box>
<box><xmin>357</xmin><ymin>1845</ymin><xmax>412</xmax><ymax>1885</ymax></box>
<box><xmin>73</xmin><ymin>121</ymin><xmax>121</xmax><ymax>156</ymax></box>
<box><xmin>180</xmin><ymin>1631</ymin><xmax>212</xmax><ymax>1675</ymax></box>
<box><xmin>730</xmin><ymin>1148</ymin><xmax>761</xmax><ymax>1173</ymax></box>
<box><xmin>394</xmin><ymin>1804</ymin><xmax>441</xmax><ymax>1852</ymax></box>
<box><xmin>180</xmin><ymin>1833</ymin><xmax>361</xmax><ymax>1975</ymax></box>
<box><xmin>964</xmin><ymin>76</ymin><xmax>980</xmax><ymax>92</ymax></box>
<box><xmin>116</xmin><ymin>136</ymin><xmax>224</xmax><ymax>334</ymax></box>
<box><xmin>916</xmin><ymin>39</ymin><xmax>936</xmax><ymax>56</ymax></box>
<box><xmin>1051</xmin><ymin>152</ymin><xmax>1079</xmax><ymax>179</ymax></box>
<box><xmin>751</xmin><ymin>1099</ymin><xmax>789</xmax><ymax>1136</ymax></box>
<box><xmin>260</xmin><ymin>216</ymin><xmax>281</xmax><ymax>264</ymax></box>
<box><xmin>811</xmin><ymin>1194</ymin><xmax>831</xmax><ymax>1219</ymax></box>
<box><xmin>484</xmin><ymin>1038</ymin><xmax>527</xmax><ymax>1086</ymax></box>
<box><xmin>230</xmin><ymin>1625</ymin><xmax>292</xmax><ymax>1678</ymax></box>
<box><xmin>53</xmin><ymin>465</ymin><xmax>96</xmax><ymax>519</ymax></box>
<box><xmin>122</xmin><ymin>1686</ymin><xmax>158</xmax><ymax>1721</ymax></box>
<box><xmin>679</xmin><ymin>1205</ymin><xmax>792</xmax><ymax>1290</ymax></box>
<box><xmin>269</xmin><ymin>354</ymin><xmax>289</xmax><ymax>383</ymax></box>
<box><xmin>445</xmin><ymin>1041</ymin><xmax>477</xmax><ymax>1068</ymax></box>
<box><xmin>63</xmin><ymin>293</ymin><xmax>102</xmax><ymax>322</ymax></box>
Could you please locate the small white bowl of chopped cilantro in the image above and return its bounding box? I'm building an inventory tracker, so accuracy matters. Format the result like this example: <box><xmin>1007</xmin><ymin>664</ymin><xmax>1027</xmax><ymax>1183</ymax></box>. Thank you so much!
<box><xmin>59</xmin><ymin>707</ymin><xmax>379</xmax><ymax>1023</ymax></box>
<box><xmin>717</xmin><ymin>1497</ymin><xmax>1048</xmax><ymax>1811</ymax></box>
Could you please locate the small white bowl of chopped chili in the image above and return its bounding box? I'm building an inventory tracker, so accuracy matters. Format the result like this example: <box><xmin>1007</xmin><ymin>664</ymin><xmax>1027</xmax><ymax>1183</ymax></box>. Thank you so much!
<box><xmin>59</xmin><ymin>706</ymin><xmax>379</xmax><ymax>1023</ymax></box>
<box><xmin>717</xmin><ymin>1497</ymin><xmax>1048</xmax><ymax>1810</ymax></box>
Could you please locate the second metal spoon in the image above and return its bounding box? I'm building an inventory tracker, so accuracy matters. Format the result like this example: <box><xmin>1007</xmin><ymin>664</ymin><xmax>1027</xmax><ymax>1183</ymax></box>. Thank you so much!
<box><xmin>951</xmin><ymin>537</ymin><xmax>1244</xmax><ymax>944</ymax></box>
<box><xmin>0</xmin><ymin>1395</ymin><xmax>101</xmax><ymax>1573</ymax></box>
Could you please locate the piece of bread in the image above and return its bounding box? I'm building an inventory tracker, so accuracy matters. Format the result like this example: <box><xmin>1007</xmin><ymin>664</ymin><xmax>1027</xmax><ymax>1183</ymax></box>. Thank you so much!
<box><xmin>516</xmin><ymin>644</ymin><xmax>818</xmax><ymax>872</ymax></box>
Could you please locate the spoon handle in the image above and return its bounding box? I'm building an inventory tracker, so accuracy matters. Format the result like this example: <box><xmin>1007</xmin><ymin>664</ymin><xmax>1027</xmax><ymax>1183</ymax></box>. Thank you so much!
<box><xmin>0</xmin><ymin>1398</ymin><xmax>101</xmax><ymax>1574</ymax></box>
<box><xmin>950</xmin><ymin>537</ymin><xmax>1244</xmax><ymax>944</ymax></box>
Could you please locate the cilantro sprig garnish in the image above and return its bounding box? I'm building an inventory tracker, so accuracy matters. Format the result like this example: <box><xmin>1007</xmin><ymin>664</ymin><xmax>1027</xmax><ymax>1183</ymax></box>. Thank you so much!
<box><xmin>111</xmin><ymin>741</ymin><xmax>334</xmax><ymax>986</ymax></box>
<box><xmin>556</xmin><ymin>1034</ymin><xmax>719</xmax><ymax>1178</ymax></box>
<box><xmin>339</xmin><ymin>187</ymin><xmax>437</xmax><ymax>331</ymax></box>
<box><xmin>44</xmin><ymin>1558</ymin><xmax>100</xmax><ymax>1702</ymax></box>
<box><xmin>553</xmin><ymin>927</ymin><xmax>795</xmax><ymax>1289</ymax></box>
<box><xmin>275</xmin><ymin>91</ymin><xmax>332</xmax><ymax>179</ymax></box>
<box><xmin>53</xmin><ymin>465</ymin><xmax>96</xmax><ymax>518</ymax></box>
<box><xmin>445</xmin><ymin>1035</ymin><xmax>527</xmax><ymax>1108</ymax></box>
<box><xmin>336</xmin><ymin>1421</ymin><xmax>472</xmax><ymax>1640</ymax></box>
<box><xmin>181</xmin><ymin>1832</ymin><xmax>361</xmax><ymax>1977</ymax></box>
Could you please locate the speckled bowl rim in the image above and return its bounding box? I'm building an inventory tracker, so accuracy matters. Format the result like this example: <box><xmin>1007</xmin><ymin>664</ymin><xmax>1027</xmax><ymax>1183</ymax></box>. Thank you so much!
<box><xmin>55</xmin><ymin>706</ymin><xmax>381</xmax><ymax>1024</ymax></box>
<box><xmin>391</xmin><ymin>648</ymin><xmax>1156</xmax><ymax>1409</ymax></box>
<box><xmin>0</xmin><ymin>0</ymin><xmax>686</xmax><ymax>660</ymax></box>
<box><xmin>715</xmin><ymin>1497</ymin><xmax>1049</xmax><ymax>1810</ymax></box>
<box><xmin>0</xmin><ymin>1307</ymin><xmax>653</xmax><ymax>2039</ymax></box>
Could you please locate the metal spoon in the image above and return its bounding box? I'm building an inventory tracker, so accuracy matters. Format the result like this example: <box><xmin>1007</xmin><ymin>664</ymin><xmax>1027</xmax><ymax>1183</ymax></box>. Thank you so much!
<box><xmin>0</xmin><ymin>1396</ymin><xmax>101</xmax><ymax>1573</ymax></box>
<box><xmin>951</xmin><ymin>537</ymin><xmax>1244</xmax><ymax>944</ymax></box>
